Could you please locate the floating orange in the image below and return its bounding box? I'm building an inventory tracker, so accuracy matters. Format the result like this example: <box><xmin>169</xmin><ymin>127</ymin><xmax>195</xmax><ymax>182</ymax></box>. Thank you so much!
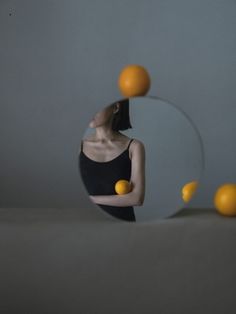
<box><xmin>182</xmin><ymin>180</ymin><xmax>199</xmax><ymax>203</ymax></box>
<box><xmin>118</xmin><ymin>64</ymin><xmax>151</xmax><ymax>97</ymax></box>
<box><xmin>115</xmin><ymin>179</ymin><xmax>132</xmax><ymax>195</ymax></box>
<box><xmin>214</xmin><ymin>183</ymin><xmax>236</xmax><ymax>216</ymax></box>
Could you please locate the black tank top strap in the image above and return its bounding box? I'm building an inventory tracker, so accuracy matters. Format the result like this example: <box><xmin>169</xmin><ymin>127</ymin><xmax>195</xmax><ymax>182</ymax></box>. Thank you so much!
<box><xmin>127</xmin><ymin>138</ymin><xmax>134</xmax><ymax>150</ymax></box>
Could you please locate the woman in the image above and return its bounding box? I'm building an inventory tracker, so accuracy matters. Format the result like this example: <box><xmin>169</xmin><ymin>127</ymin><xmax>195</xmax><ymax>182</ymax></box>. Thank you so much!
<box><xmin>79</xmin><ymin>98</ymin><xmax>145</xmax><ymax>222</ymax></box>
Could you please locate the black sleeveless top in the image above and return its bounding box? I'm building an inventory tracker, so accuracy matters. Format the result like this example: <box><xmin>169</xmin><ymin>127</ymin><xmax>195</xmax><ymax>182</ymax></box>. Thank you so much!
<box><xmin>79</xmin><ymin>138</ymin><xmax>136</xmax><ymax>222</ymax></box>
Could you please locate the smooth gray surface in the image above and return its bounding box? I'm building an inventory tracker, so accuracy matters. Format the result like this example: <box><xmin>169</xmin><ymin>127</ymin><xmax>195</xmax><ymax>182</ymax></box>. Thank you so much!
<box><xmin>1</xmin><ymin>0</ymin><xmax>236</xmax><ymax>209</ymax></box>
<box><xmin>0</xmin><ymin>207</ymin><xmax>236</xmax><ymax>313</ymax></box>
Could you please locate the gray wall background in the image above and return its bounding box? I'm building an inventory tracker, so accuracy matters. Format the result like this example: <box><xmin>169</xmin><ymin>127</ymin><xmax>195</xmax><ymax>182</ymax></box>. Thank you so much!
<box><xmin>1</xmin><ymin>0</ymin><xmax>236</xmax><ymax>210</ymax></box>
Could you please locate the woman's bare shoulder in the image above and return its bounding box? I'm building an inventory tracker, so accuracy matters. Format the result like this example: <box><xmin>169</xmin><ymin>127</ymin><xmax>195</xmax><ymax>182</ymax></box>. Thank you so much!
<box><xmin>130</xmin><ymin>138</ymin><xmax>145</xmax><ymax>148</ymax></box>
<box><xmin>129</xmin><ymin>138</ymin><xmax>145</xmax><ymax>159</ymax></box>
<box><xmin>80</xmin><ymin>136</ymin><xmax>95</xmax><ymax>154</ymax></box>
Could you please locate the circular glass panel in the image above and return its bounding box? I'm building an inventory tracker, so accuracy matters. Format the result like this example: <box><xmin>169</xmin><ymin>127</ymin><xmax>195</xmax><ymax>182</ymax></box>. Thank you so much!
<box><xmin>78</xmin><ymin>96</ymin><xmax>204</xmax><ymax>222</ymax></box>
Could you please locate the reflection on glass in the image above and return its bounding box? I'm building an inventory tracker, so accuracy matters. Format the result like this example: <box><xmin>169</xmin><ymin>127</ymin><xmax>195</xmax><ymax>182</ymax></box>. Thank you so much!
<box><xmin>79</xmin><ymin>98</ymin><xmax>145</xmax><ymax>222</ymax></box>
<box><xmin>78</xmin><ymin>96</ymin><xmax>204</xmax><ymax>222</ymax></box>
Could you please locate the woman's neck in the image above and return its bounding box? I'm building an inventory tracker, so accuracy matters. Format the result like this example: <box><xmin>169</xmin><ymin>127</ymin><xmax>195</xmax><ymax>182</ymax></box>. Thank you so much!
<box><xmin>94</xmin><ymin>126</ymin><xmax>120</xmax><ymax>142</ymax></box>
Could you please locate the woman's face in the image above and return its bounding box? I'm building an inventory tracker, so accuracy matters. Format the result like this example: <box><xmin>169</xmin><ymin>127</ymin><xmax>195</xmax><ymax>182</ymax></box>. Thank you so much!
<box><xmin>89</xmin><ymin>104</ymin><xmax>118</xmax><ymax>128</ymax></box>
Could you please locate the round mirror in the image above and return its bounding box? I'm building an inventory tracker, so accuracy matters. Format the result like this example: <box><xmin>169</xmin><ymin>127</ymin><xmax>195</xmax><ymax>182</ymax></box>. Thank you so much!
<box><xmin>78</xmin><ymin>96</ymin><xmax>204</xmax><ymax>222</ymax></box>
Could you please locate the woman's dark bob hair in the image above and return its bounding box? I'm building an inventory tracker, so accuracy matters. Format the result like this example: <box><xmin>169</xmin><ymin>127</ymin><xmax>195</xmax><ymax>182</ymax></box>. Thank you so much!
<box><xmin>111</xmin><ymin>98</ymin><xmax>132</xmax><ymax>131</ymax></box>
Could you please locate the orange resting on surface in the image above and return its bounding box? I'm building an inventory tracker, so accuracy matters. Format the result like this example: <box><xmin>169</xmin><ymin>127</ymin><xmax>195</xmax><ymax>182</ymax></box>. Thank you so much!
<box><xmin>118</xmin><ymin>64</ymin><xmax>151</xmax><ymax>97</ymax></box>
<box><xmin>214</xmin><ymin>183</ymin><xmax>236</xmax><ymax>216</ymax></box>
<box><xmin>115</xmin><ymin>179</ymin><xmax>132</xmax><ymax>195</ymax></box>
<box><xmin>182</xmin><ymin>180</ymin><xmax>199</xmax><ymax>203</ymax></box>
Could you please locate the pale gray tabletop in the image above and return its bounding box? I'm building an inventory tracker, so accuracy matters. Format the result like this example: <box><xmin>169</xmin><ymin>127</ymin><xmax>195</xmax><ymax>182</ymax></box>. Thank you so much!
<box><xmin>0</xmin><ymin>208</ymin><xmax>235</xmax><ymax>314</ymax></box>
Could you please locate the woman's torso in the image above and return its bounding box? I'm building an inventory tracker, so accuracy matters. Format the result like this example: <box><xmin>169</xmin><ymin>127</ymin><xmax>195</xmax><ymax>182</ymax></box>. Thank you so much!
<box><xmin>79</xmin><ymin>136</ymin><xmax>136</xmax><ymax>221</ymax></box>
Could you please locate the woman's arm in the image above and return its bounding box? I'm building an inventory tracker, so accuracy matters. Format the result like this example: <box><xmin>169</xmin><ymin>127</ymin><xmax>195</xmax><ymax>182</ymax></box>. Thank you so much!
<box><xmin>90</xmin><ymin>139</ymin><xmax>145</xmax><ymax>207</ymax></box>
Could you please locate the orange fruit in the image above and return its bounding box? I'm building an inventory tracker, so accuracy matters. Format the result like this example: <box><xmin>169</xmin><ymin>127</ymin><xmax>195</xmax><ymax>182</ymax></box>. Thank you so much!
<box><xmin>182</xmin><ymin>180</ymin><xmax>199</xmax><ymax>203</ymax></box>
<box><xmin>115</xmin><ymin>179</ymin><xmax>132</xmax><ymax>195</ymax></box>
<box><xmin>118</xmin><ymin>64</ymin><xmax>151</xmax><ymax>97</ymax></box>
<box><xmin>214</xmin><ymin>183</ymin><xmax>236</xmax><ymax>216</ymax></box>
